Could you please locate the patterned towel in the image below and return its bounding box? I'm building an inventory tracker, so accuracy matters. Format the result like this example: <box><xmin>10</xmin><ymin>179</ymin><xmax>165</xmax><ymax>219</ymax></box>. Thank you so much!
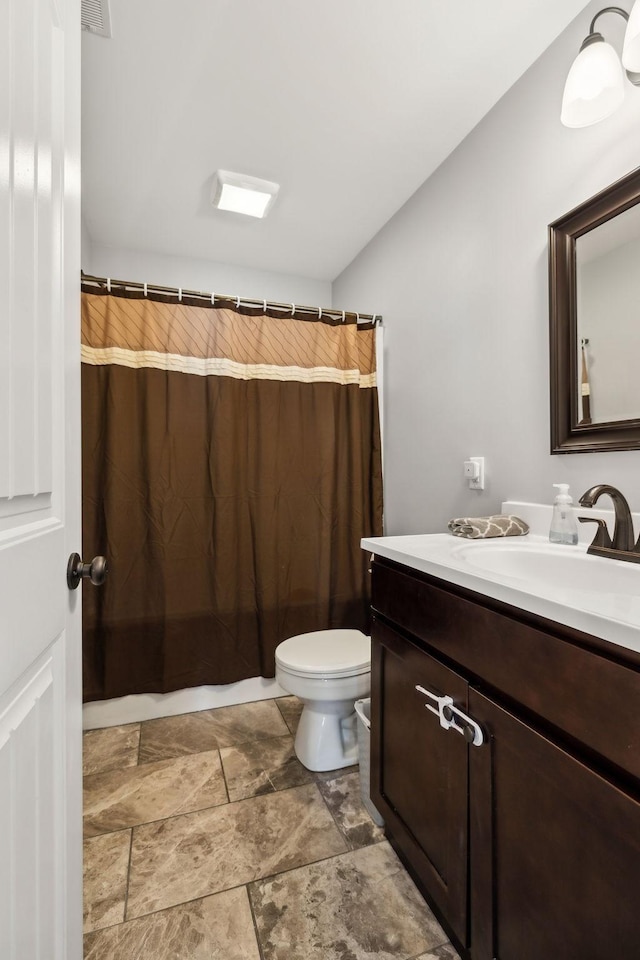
<box><xmin>447</xmin><ymin>515</ymin><xmax>529</xmax><ymax>539</ymax></box>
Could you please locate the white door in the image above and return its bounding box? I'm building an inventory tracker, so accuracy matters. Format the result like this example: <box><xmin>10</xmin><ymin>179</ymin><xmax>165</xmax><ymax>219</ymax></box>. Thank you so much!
<box><xmin>0</xmin><ymin>0</ymin><xmax>82</xmax><ymax>957</ymax></box>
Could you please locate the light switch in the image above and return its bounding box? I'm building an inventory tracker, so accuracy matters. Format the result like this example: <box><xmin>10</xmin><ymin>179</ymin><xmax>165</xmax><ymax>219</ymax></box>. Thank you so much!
<box><xmin>464</xmin><ymin>457</ymin><xmax>485</xmax><ymax>490</ymax></box>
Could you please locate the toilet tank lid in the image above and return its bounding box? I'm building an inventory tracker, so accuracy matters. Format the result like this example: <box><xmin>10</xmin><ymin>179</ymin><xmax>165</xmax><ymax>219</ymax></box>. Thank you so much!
<box><xmin>275</xmin><ymin>629</ymin><xmax>371</xmax><ymax>676</ymax></box>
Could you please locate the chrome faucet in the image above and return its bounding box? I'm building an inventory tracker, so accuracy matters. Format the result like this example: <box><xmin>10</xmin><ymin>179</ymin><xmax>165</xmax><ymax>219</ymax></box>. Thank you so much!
<box><xmin>578</xmin><ymin>484</ymin><xmax>640</xmax><ymax>563</ymax></box>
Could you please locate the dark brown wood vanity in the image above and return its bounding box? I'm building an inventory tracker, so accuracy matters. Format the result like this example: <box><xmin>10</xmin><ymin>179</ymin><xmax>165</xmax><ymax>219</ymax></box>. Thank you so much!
<box><xmin>370</xmin><ymin>555</ymin><xmax>640</xmax><ymax>960</ymax></box>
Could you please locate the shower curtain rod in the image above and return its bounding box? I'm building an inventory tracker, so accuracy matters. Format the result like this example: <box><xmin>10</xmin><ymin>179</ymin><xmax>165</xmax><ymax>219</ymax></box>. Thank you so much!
<box><xmin>81</xmin><ymin>273</ymin><xmax>381</xmax><ymax>325</ymax></box>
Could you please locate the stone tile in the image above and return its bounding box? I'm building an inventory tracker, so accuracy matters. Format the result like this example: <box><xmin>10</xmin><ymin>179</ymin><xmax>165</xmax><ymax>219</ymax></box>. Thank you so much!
<box><xmin>83</xmin><ymin>887</ymin><xmax>261</xmax><ymax>960</ymax></box>
<box><xmin>313</xmin><ymin>763</ymin><xmax>359</xmax><ymax>782</ymax></box>
<box><xmin>83</xmin><ymin>749</ymin><xmax>227</xmax><ymax>837</ymax></box>
<box><xmin>415</xmin><ymin>946</ymin><xmax>461</xmax><ymax>960</ymax></box>
<box><xmin>275</xmin><ymin>695</ymin><xmax>303</xmax><ymax>734</ymax></box>
<box><xmin>83</xmin><ymin>723</ymin><xmax>141</xmax><ymax>777</ymax></box>
<box><xmin>318</xmin><ymin>771</ymin><xmax>384</xmax><ymax>849</ymax></box>
<box><xmin>138</xmin><ymin>700</ymin><xmax>288</xmax><ymax>763</ymax></box>
<box><xmin>83</xmin><ymin>830</ymin><xmax>131</xmax><ymax>933</ymax></box>
<box><xmin>220</xmin><ymin>734</ymin><xmax>314</xmax><ymax>801</ymax></box>
<box><xmin>126</xmin><ymin>783</ymin><xmax>348</xmax><ymax>919</ymax></box>
<box><xmin>249</xmin><ymin>841</ymin><xmax>447</xmax><ymax>960</ymax></box>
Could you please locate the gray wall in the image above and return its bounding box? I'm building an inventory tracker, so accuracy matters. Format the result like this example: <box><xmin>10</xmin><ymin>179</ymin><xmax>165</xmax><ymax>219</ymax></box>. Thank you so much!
<box><xmin>81</xmin><ymin>215</ymin><xmax>92</xmax><ymax>271</ymax></box>
<box><xmin>333</xmin><ymin>0</ymin><xmax>640</xmax><ymax>535</ymax></box>
<box><xmin>87</xmin><ymin>243</ymin><xmax>331</xmax><ymax>307</ymax></box>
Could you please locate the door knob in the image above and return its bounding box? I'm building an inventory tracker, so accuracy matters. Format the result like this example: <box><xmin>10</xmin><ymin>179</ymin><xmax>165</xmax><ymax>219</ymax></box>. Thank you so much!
<box><xmin>67</xmin><ymin>553</ymin><xmax>108</xmax><ymax>590</ymax></box>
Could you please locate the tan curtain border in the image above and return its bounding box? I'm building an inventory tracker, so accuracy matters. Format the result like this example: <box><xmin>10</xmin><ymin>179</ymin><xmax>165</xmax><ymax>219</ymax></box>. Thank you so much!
<box><xmin>82</xmin><ymin>345</ymin><xmax>377</xmax><ymax>387</ymax></box>
<box><xmin>82</xmin><ymin>293</ymin><xmax>377</xmax><ymax>383</ymax></box>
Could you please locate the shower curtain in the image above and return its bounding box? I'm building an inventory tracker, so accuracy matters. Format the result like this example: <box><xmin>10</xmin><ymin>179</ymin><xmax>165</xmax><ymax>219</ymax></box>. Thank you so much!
<box><xmin>81</xmin><ymin>287</ymin><xmax>383</xmax><ymax>701</ymax></box>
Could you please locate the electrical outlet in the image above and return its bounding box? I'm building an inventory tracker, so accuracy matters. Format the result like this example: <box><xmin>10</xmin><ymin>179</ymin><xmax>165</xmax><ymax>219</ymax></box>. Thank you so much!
<box><xmin>466</xmin><ymin>456</ymin><xmax>485</xmax><ymax>490</ymax></box>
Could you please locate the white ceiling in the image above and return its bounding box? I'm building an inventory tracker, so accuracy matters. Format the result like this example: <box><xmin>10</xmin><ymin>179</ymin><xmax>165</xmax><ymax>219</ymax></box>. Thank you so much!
<box><xmin>82</xmin><ymin>0</ymin><xmax>590</xmax><ymax>281</ymax></box>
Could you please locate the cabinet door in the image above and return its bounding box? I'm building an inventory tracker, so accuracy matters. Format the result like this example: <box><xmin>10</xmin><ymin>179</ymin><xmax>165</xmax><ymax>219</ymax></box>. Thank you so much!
<box><xmin>371</xmin><ymin>618</ymin><xmax>469</xmax><ymax>944</ymax></box>
<box><xmin>470</xmin><ymin>688</ymin><xmax>640</xmax><ymax>960</ymax></box>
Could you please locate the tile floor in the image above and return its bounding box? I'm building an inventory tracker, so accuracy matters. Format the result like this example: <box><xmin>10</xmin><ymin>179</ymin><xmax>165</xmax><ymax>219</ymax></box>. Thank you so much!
<box><xmin>82</xmin><ymin>696</ymin><xmax>461</xmax><ymax>960</ymax></box>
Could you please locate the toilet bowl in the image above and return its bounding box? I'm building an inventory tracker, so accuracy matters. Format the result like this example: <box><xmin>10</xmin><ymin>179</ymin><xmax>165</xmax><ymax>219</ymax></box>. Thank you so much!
<box><xmin>275</xmin><ymin>629</ymin><xmax>371</xmax><ymax>772</ymax></box>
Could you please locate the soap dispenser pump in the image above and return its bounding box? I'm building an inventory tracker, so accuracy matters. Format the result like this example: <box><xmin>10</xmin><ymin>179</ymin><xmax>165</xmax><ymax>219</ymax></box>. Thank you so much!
<box><xmin>549</xmin><ymin>483</ymin><xmax>578</xmax><ymax>545</ymax></box>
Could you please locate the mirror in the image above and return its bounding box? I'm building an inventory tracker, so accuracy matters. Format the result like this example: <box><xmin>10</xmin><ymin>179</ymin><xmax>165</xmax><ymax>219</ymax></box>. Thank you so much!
<box><xmin>549</xmin><ymin>165</ymin><xmax>640</xmax><ymax>453</ymax></box>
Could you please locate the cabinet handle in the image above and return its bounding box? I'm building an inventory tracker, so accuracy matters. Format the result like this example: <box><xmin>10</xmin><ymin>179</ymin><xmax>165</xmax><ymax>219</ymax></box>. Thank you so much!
<box><xmin>415</xmin><ymin>684</ymin><xmax>485</xmax><ymax>746</ymax></box>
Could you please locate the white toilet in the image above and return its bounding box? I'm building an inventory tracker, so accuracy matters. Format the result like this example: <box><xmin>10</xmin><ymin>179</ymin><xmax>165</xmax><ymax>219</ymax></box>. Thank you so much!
<box><xmin>275</xmin><ymin>628</ymin><xmax>371</xmax><ymax>772</ymax></box>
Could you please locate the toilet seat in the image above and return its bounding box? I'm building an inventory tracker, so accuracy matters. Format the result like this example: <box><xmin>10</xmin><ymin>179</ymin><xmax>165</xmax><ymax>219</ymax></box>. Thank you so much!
<box><xmin>275</xmin><ymin>629</ymin><xmax>370</xmax><ymax>679</ymax></box>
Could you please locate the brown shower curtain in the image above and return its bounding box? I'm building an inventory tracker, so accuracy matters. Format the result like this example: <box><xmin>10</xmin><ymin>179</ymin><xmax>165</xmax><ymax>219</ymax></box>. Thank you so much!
<box><xmin>81</xmin><ymin>288</ymin><xmax>383</xmax><ymax>701</ymax></box>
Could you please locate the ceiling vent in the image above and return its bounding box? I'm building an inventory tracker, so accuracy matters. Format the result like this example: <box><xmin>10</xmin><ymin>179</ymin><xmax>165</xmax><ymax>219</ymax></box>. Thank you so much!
<box><xmin>81</xmin><ymin>0</ymin><xmax>112</xmax><ymax>38</ymax></box>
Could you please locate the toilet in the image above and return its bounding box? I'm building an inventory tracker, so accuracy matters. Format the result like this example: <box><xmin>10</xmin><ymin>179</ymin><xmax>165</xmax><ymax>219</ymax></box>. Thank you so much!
<box><xmin>275</xmin><ymin>629</ymin><xmax>371</xmax><ymax>772</ymax></box>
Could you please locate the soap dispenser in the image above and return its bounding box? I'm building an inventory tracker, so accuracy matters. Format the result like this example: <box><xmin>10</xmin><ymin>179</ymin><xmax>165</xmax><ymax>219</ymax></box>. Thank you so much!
<box><xmin>549</xmin><ymin>483</ymin><xmax>578</xmax><ymax>545</ymax></box>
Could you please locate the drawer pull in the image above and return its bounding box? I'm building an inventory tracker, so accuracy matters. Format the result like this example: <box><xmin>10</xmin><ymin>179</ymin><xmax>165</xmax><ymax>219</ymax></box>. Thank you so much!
<box><xmin>415</xmin><ymin>684</ymin><xmax>485</xmax><ymax>746</ymax></box>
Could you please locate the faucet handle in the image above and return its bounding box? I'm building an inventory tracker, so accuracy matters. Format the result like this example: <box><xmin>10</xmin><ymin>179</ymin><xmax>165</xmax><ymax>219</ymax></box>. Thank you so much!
<box><xmin>578</xmin><ymin>516</ymin><xmax>613</xmax><ymax>550</ymax></box>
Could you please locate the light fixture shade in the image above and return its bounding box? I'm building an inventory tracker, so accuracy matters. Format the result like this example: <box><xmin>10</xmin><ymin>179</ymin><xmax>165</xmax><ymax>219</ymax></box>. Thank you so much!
<box><xmin>561</xmin><ymin>38</ymin><xmax>625</xmax><ymax>128</ymax></box>
<box><xmin>622</xmin><ymin>0</ymin><xmax>640</xmax><ymax>72</ymax></box>
<box><xmin>211</xmin><ymin>170</ymin><xmax>280</xmax><ymax>218</ymax></box>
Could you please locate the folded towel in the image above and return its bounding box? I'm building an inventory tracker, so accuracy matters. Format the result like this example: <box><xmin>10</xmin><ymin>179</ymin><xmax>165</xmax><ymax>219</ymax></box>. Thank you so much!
<box><xmin>447</xmin><ymin>515</ymin><xmax>529</xmax><ymax>539</ymax></box>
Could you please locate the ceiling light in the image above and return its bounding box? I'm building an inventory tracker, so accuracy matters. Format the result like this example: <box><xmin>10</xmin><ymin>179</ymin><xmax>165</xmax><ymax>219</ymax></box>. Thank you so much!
<box><xmin>561</xmin><ymin>5</ymin><xmax>640</xmax><ymax>128</ymax></box>
<box><xmin>210</xmin><ymin>170</ymin><xmax>279</xmax><ymax>219</ymax></box>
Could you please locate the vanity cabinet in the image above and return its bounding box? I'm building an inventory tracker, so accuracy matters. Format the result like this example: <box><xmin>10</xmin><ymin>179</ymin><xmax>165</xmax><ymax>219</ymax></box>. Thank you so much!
<box><xmin>370</xmin><ymin>556</ymin><xmax>640</xmax><ymax>960</ymax></box>
<box><xmin>374</xmin><ymin>617</ymin><xmax>469</xmax><ymax>943</ymax></box>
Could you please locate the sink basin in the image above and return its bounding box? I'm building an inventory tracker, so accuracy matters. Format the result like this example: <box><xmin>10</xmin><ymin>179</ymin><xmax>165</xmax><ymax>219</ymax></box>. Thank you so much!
<box><xmin>451</xmin><ymin>540</ymin><xmax>640</xmax><ymax>597</ymax></box>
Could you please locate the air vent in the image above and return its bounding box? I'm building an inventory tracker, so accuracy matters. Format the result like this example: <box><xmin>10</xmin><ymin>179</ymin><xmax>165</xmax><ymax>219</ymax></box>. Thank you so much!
<box><xmin>81</xmin><ymin>0</ymin><xmax>112</xmax><ymax>38</ymax></box>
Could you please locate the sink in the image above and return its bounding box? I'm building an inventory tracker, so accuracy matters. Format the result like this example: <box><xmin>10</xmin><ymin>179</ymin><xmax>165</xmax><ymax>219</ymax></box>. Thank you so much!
<box><xmin>450</xmin><ymin>539</ymin><xmax>640</xmax><ymax>596</ymax></box>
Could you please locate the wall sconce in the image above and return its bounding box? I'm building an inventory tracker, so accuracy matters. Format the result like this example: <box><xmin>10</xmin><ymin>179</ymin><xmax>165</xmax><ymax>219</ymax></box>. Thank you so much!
<box><xmin>561</xmin><ymin>3</ymin><xmax>640</xmax><ymax>127</ymax></box>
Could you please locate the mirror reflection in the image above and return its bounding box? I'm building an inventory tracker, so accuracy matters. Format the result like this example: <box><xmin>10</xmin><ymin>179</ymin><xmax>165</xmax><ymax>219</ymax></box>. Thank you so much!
<box><xmin>576</xmin><ymin>201</ymin><xmax>640</xmax><ymax>425</ymax></box>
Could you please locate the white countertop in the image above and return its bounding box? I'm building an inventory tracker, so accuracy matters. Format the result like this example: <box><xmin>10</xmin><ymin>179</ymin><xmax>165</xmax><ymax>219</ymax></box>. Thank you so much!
<box><xmin>362</xmin><ymin>501</ymin><xmax>640</xmax><ymax>657</ymax></box>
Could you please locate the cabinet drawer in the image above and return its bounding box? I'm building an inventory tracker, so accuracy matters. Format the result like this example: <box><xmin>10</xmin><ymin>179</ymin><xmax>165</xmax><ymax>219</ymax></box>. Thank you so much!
<box><xmin>372</xmin><ymin>559</ymin><xmax>640</xmax><ymax>781</ymax></box>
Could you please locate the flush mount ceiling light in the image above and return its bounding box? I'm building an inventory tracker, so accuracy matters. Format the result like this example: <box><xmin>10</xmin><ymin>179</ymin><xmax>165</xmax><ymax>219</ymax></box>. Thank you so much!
<box><xmin>210</xmin><ymin>170</ymin><xmax>280</xmax><ymax>218</ymax></box>
<box><xmin>561</xmin><ymin>4</ymin><xmax>640</xmax><ymax>128</ymax></box>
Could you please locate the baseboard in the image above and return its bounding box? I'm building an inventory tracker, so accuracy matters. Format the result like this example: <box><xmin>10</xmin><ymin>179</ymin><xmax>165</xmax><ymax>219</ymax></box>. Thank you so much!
<box><xmin>82</xmin><ymin>676</ymin><xmax>288</xmax><ymax>730</ymax></box>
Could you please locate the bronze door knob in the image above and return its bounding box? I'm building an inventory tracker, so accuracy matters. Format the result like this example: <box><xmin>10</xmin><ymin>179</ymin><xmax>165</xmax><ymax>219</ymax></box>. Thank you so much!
<box><xmin>67</xmin><ymin>553</ymin><xmax>108</xmax><ymax>590</ymax></box>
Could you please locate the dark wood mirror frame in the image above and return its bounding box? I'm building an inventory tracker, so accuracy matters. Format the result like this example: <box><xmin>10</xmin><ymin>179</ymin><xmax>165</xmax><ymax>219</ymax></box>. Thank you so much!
<box><xmin>549</xmin><ymin>165</ymin><xmax>640</xmax><ymax>454</ymax></box>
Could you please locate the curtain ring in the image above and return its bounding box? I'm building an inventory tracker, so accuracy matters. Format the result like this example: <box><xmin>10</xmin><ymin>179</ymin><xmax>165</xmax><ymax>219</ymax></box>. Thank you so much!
<box><xmin>291</xmin><ymin>303</ymin><xmax>295</xmax><ymax>315</ymax></box>
<box><xmin>342</xmin><ymin>310</ymin><xmax>346</xmax><ymax>323</ymax></box>
<box><xmin>356</xmin><ymin>313</ymin><xmax>360</xmax><ymax>324</ymax></box>
<box><xmin>211</xmin><ymin>292</ymin><xmax>215</xmax><ymax>305</ymax></box>
<box><xmin>236</xmin><ymin>296</ymin><xmax>241</xmax><ymax>309</ymax></box>
<box><xmin>143</xmin><ymin>282</ymin><xmax>148</xmax><ymax>298</ymax></box>
<box><xmin>106</xmin><ymin>278</ymin><xmax>111</xmax><ymax>293</ymax></box>
<box><xmin>263</xmin><ymin>299</ymin><xmax>267</xmax><ymax>313</ymax></box>
<box><xmin>318</xmin><ymin>307</ymin><xmax>322</xmax><ymax>319</ymax></box>
<box><xmin>178</xmin><ymin>288</ymin><xmax>183</xmax><ymax>302</ymax></box>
